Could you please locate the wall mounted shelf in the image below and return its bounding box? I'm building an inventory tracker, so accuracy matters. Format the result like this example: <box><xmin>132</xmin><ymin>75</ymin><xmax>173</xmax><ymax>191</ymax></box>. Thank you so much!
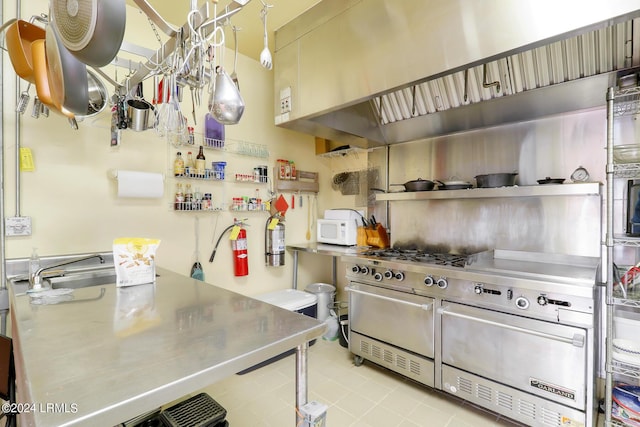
<box><xmin>375</xmin><ymin>182</ymin><xmax>601</xmax><ymax>201</ymax></box>
<box><xmin>274</xmin><ymin>169</ymin><xmax>319</xmax><ymax>193</ymax></box>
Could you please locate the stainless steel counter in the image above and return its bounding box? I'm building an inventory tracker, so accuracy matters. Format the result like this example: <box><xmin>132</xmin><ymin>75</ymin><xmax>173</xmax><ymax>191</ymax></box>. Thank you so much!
<box><xmin>9</xmin><ymin>267</ymin><xmax>325</xmax><ymax>426</ymax></box>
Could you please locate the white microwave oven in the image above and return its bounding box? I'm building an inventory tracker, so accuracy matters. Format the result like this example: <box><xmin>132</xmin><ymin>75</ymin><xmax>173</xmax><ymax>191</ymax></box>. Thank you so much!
<box><xmin>317</xmin><ymin>209</ymin><xmax>363</xmax><ymax>246</ymax></box>
<box><xmin>317</xmin><ymin>218</ymin><xmax>358</xmax><ymax>246</ymax></box>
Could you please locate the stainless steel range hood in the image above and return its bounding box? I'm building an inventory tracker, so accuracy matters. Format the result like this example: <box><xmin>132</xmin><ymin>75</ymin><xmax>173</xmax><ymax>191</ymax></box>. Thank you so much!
<box><xmin>274</xmin><ymin>0</ymin><xmax>640</xmax><ymax>147</ymax></box>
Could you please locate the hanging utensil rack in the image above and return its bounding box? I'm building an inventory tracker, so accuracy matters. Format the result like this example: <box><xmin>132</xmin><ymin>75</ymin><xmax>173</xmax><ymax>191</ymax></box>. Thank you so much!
<box><xmin>124</xmin><ymin>0</ymin><xmax>251</xmax><ymax>92</ymax></box>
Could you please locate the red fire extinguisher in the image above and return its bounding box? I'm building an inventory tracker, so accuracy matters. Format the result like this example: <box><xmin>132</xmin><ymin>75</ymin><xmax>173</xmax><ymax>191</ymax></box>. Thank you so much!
<box><xmin>232</xmin><ymin>226</ymin><xmax>249</xmax><ymax>276</ymax></box>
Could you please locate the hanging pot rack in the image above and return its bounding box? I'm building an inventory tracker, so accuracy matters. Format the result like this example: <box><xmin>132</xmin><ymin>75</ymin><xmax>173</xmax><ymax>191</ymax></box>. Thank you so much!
<box><xmin>123</xmin><ymin>0</ymin><xmax>251</xmax><ymax>93</ymax></box>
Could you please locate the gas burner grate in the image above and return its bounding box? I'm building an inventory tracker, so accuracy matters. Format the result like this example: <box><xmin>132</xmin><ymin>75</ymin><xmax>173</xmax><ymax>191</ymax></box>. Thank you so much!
<box><xmin>361</xmin><ymin>249</ymin><xmax>469</xmax><ymax>268</ymax></box>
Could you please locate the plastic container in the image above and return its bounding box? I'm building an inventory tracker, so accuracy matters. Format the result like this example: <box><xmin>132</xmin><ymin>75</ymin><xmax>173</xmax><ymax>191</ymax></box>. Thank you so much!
<box><xmin>305</xmin><ymin>283</ymin><xmax>336</xmax><ymax>321</ymax></box>
<box><xmin>255</xmin><ymin>289</ymin><xmax>317</xmax><ymax>317</ymax></box>
<box><xmin>237</xmin><ymin>289</ymin><xmax>318</xmax><ymax>375</ymax></box>
<box><xmin>211</xmin><ymin>161</ymin><xmax>226</xmax><ymax>180</ymax></box>
<box><xmin>204</xmin><ymin>113</ymin><xmax>224</xmax><ymax>148</ymax></box>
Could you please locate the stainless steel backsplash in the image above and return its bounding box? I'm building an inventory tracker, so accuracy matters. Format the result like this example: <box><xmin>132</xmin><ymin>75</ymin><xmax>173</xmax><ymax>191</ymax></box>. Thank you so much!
<box><xmin>372</xmin><ymin>108</ymin><xmax>608</xmax><ymax>257</ymax></box>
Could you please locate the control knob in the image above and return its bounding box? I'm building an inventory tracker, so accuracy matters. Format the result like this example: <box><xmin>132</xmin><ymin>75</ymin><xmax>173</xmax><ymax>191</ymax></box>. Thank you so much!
<box><xmin>436</xmin><ymin>277</ymin><xmax>448</xmax><ymax>289</ymax></box>
<box><xmin>394</xmin><ymin>271</ymin><xmax>405</xmax><ymax>281</ymax></box>
<box><xmin>537</xmin><ymin>295</ymin><xmax>548</xmax><ymax>306</ymax></box>
<box><xmin>515</xmin><ymin>296</ymin><xmax>530</xmax><ymax>309</ymax></box>
<box><xmin>351</xmin><ymin>265</ymin><xmax>360</xmax><ymax>273</ymax></box>
<box><xmin>424</xmin><ymin>275</ymin><xmax>435</xmax><ymax>287</ymax></box>
<box><xmin>383</xmin><ymin>270</ymin><xmax>394</xmax><ymax>279</ymax></box>
<box><xmin>359</xmin><ymin>266</ymin><xmax>369</xmax><ymax>275</ymax></box>
<box><xmin>474</xmin><ymin>284</ymin><xmax>484</xmax><ymax>294</ymax></box>
<box><xmin>373</xmin><ymin>272</ymin><xmax>383</xmax><ymax>282</ymax></box>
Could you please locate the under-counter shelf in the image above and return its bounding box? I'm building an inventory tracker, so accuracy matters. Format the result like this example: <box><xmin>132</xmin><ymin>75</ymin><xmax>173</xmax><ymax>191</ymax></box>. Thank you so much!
<box><xmin>375</xmin><ymin>182</ymin><xmax>601</xmax><ymax>201</ymax></box>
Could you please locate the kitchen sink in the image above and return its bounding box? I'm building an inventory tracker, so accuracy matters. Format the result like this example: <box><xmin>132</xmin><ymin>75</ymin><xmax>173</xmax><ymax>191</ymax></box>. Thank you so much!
<box><xmin>46</xmin><ymin>269</ymin><xmax>117</xmax><ymax>289</ymax></box>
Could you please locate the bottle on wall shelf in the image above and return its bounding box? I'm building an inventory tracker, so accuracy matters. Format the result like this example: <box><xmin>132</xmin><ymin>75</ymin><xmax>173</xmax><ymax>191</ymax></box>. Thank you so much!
<box><xmin>184</xmin><ymin>184</ymin><xmax>193</xmax><ymax>211</ymax></box>
<box><xmin>196</xmin><ymin>146</ymin><xmax>206</xmax><ymax>177</ymax></box>
<box><xmin>174</xmin><ymin>152</ymin><xmax>185</xmax><ymax>176</ymax></box>
<box><xmin>185</xmin><ymin>151</ymin><xmax>194</xmax><ymax>175</ymax></box>
<box><xmin>175</xmin><ymin>183</ymin><xmax>184</xmax><ymax>210</ymax></box>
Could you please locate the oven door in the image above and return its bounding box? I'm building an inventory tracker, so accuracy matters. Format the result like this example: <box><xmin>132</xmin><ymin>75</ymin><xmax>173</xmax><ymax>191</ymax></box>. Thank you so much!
<box><xmin>347</xmin><ymin>282</ymin><xmax>434</xmax><ymax>358</ymax></box>
<box><xmin>439</xmin><ymin>302</ymin><xmax>587</xmax><ymax>410</ymax></box>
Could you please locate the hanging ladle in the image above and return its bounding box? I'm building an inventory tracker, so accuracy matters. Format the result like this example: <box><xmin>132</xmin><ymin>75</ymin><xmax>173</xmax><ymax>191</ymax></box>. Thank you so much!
<box><xmin>230</xmin><ymin>25</ymin><xmax>240</xmax><ymax>89</ymax></box>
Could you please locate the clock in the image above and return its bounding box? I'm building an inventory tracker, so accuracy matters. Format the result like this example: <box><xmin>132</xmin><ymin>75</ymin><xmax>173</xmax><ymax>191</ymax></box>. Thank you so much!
<box><xmin>570</xmin><ymin>166</ymin><xmax>590</xmax><ymax>182</ymax></box>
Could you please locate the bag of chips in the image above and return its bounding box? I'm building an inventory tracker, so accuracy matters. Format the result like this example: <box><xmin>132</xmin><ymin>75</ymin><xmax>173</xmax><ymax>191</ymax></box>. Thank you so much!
<box><xmin>113</xmin><ymin>237</ymin><xmax>160</xmax><ymax>287</ymax></box>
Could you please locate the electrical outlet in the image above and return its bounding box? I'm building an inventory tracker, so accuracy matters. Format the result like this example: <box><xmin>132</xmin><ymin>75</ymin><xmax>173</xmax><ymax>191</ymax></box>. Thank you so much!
<box><xmin>5</xmin><ymin>216</ymin><xmax>32</xmax><ymax>236</ymax></box>
<box><xmin>280</xmin><ymin>87</ymin><xmax>292</xmax><ymax>114</ymax></box>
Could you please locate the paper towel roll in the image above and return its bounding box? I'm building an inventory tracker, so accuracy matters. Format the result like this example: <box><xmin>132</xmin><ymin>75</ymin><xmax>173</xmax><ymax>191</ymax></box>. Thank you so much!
<box><xmin>116</xmin><ymin>170</ymin><xmax>164</xmax><ymax>198</ymax></box>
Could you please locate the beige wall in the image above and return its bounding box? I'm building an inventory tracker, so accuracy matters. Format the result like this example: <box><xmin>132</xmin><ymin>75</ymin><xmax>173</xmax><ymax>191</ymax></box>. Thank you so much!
<box><xmin>1</xmin><ymin>2</ymin><xmax>366</xmax><ymax>296</ymax></box>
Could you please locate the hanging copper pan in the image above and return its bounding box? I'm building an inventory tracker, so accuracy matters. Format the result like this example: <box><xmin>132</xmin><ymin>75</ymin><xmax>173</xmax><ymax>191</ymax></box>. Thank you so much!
<box><xmin>31</xmin><ymin>39</ymin><xmax>73</xmax><ymax>118</ymax></box>
<box><xmin>5</xmin><ymin>19</ymin><xmax>45</xmax><ymax>83</ymax></box>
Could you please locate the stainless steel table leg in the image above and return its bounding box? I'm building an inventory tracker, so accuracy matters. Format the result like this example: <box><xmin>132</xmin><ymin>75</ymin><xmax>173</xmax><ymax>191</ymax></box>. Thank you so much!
<box><xmin>293</xmin><ymin>250</ymin><xmax>299</xmax><ymax>289</ymax></box>
<box><xmin>295</xmin><ymin>342</ymin><xmax>308</xmax><ymax>426</ymax></box>
<box><xmin>332</xmin><ymin>256</ymin><xmax>337</xmax><ymax>287</ymax></box>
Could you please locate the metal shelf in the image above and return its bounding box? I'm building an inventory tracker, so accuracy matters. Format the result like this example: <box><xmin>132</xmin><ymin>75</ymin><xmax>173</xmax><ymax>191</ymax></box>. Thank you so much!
<box><xmin>614</xmin><ymin>162</ymin><xmax>640</xmax><ymax>179</ymax></box>
<box><xmin>613</xmin><ymin>235</ymin><xmax>640</xmax><ymax>247</ymax></box>
<box><xmin>317</xmin><ymin>146</ymin><xmax>370</xmax><ymax>158</ymax></box>
<box><xmin>610</xmin><ymin>360</ymin><xmax>640</xmax><ymax>377</ymax></box>
<box><xmin>612</xmin><ymin>297</ymin><xmax>640</xmax><ymax>308</ymax></box>
<box><xmin>605</xmin><ymin>84</ymin><xmax>640</xmax><ymax>427</ymax></box>
<box><xmin>375</xmin><ymin>182</ymin><xmax>601</xmax><ymax>201</ymax></box>
<box><xmin>613</xmin><ymin>85</ymin><xmax>640</xmax><ymax>117</ymax></box>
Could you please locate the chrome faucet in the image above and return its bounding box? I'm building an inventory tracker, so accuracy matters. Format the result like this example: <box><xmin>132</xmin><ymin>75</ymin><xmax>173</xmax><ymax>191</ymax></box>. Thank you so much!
<box><xmin>29</xmin><ymin>254</ymin><xmax>105</xmax><ymax>290</ymax></box>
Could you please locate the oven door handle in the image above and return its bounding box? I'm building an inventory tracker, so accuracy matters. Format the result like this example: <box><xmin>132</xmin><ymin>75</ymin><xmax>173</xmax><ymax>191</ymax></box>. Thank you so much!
<box><xmin>345</xmin><ymin>286</ymin><xmax>433</xmax><ymax>311</ymax></box>
<box><xmin>437</xmin><ymin>307</ymin><xmax>585</xmax><ymax>348</ymax></box>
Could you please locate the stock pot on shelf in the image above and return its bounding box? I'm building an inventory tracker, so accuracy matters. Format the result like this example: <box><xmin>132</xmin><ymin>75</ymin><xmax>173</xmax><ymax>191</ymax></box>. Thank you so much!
<box><xmin>475</xmin><ymin>173</ymin><xmax>518</xmax><ymax>188</ymax></box>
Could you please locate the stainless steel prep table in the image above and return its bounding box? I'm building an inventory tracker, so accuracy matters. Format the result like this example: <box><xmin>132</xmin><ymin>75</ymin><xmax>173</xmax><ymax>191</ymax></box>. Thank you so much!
<box><xmin>286</xmin><ymin>243</ymin><xmax>367</xmax><ymax>288</ymax></box>
<box><xmin>9</xmin><ymin>267</ymin><xmax>325</xmax><ymax>426</ymax></box>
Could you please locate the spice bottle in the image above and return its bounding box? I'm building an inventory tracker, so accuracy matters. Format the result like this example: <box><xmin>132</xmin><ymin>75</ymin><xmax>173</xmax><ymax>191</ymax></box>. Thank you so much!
<box><xmin>184</xmin><ymin>184</ymin><xmax>193</xmax><ymax>210</ymax></box>
<box><xmin>290</xmin><ymin>161</ymin><xmax>296</xmax><ymax>180</ymax></box>
<box><xmin>196</xmin><ymin>146</ymin><xmax>206</xmax><ymax>177</ymax></box>
<box><xmin>174</xmin><ymin>152</ymin><xmax>185</xmax><ymax>176</ymax></box>
<box><xmin>175</xmin><ymin>183</ymin><xmax>184</xmax><ymax>210</ymax></box>
<box><xmin>185</xmin><ymin>151</ymin><xmax>194</xmax><ymax>172</ymax></box>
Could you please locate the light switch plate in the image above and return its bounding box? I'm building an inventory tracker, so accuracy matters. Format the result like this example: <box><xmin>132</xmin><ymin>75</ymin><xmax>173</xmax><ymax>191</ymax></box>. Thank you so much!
<box><xmin>6</xmin><ymin>216</ymin><xmax>32</xmax><ymax>236</ymax></box>
<box><xmin>280</xmin><ymin>86</ymin><xmax>292</xmax><ymax>114</ymax></box>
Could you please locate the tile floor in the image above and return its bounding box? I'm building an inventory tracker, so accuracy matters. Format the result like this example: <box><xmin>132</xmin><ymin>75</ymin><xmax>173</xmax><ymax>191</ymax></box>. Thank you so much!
<box><xmin>198</xmin><ymin>338</ymin><xmax>531</xmax><ymax>427</ymax></box>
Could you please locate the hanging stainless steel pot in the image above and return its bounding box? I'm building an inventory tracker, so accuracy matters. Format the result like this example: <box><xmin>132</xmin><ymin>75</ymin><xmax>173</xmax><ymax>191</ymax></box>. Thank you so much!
<box><xmin>50</xmin><ymin>0</ymin><xmax>126</xmax><ymax>67</ymax></box>
<box><xmin>81</xmin><ymin>69</ymin><xmax>108</xmax><ymax>118</ymax></box>
<box><xmin>475</xmin><ymin>172</ymin><xmax>518</xmax><ymax>188</ymax></box>
<box><xmin>45</xmin><ymin>24</ymin><xmax>89</xmax><ymax>116</ymax></box>
<box><xmin>211</xmin><ymin>66</ymin><xmax>245</xmax><ymax>125</ymax></box>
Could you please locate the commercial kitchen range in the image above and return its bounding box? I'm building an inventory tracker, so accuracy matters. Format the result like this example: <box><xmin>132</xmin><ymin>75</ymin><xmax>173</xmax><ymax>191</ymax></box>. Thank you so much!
<box><xmin>343</xmin><ymin>247</ymin><xmax>600</xmax><ymax>427</ymax></box>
